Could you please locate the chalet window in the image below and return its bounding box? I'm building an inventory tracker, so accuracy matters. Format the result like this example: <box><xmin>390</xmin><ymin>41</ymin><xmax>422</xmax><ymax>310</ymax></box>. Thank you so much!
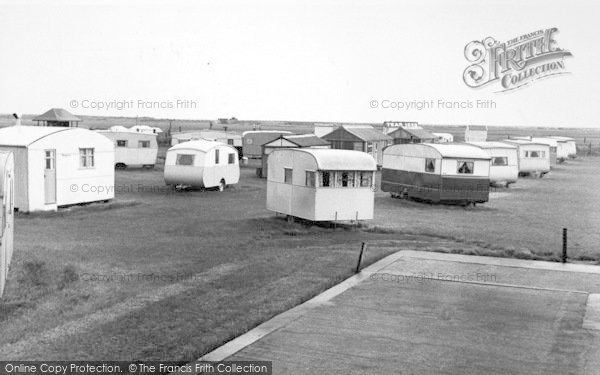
<box><xmin>228</xmin><ymin>153</ymin><xmax>235</xmax><ymax>164</ymax></box>
<box><xmin>320</xmin><ymin>171</ymin><xmax>331</xmax><ymax>187</ymax></box>
<box><xmin>215</xmin><ymin>149</ymin><xmax>220</xmax><ymax>164</ymax></box>
<box><xmin>305</xmin><ymin>171</ymin><xmax>316</xmax><ymax>187</ymax></box>
<box><xmin>457</xmin><ymin>161</ymin><xmax>473</xmax><ymax>174</ymax></box>
<box><xmin>367</xmin><ymin>142</ymin><xmax>373</xmax><ymax>153</ymax></box>
<box><xmin>227</xmin><ymin>139</ymin><xmax>234</xmax><ymax>145</ymax></box>
<box><xmin>492</xmin><ymin>157</ymin><xmax>508</xmax><ymax>166</ymax></box>
<box><xmin>359</xmin><ymin>172</ymin><xmax>372</xmax><ymax>187</ymax></box>
<box><xmin>116</xmin><ymin>140</ymin><xmax>127</xmax><ymax>147</ymax></box>
<box><xmin>425</xmin><ymin>158</ymin><xmax>435</xmax><ymax>173</ymax></box>
<box><xmin>79</xmin><ymin>148</ymin><xmax>95</xmax><ymax>168</ymax></box>
<box><xmin>176</xmin><ymin>154</ymin><xmax>194</xmax><ymax>166</ymax></box>
<box><xmin>284</xmin><ymin>168</ymin><xmax>293</xmax><ymax>184</ymax></box>
<box><xmin>139</xmin><ymin>140</ymin><xmax>150</xmax><ymax>148</ymax></box>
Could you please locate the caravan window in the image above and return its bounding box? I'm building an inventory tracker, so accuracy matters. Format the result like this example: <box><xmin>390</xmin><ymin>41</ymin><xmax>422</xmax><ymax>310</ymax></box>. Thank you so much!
<box><xmin>492</xmin><ymin>157</ymin><xmax>508</xmax><ymax>166</ymax></box>
<box><xmin>139</xmin><ymin>141</ymin><xmax>150</xmax><ymax>148</ymax></box>
<box><xmin>457</xmin><ymin>161</ymin><xmax>473</xmax><ymax>174</ymax></box>
<box><xmin>305</xmin><ymin>171</ymin><xmax>316</xmax><ymax>187</ymax></box>
<box><xmin>117</xmin><ymin>140</ymin><xmax>127</xmax><ymax>147</ymax></box>
<box><xmin>425</xmin><ymin>158</ymin><xmax>435</xmax><ymax>173</ymax></box>
<box><xmin>227</xmin><ymin>139</ymin><xmax>234</xmax><ymax>145</ymax></box>
<box><xmin>529</xmin><ymin>151</ymin><xmax>540</xmax><ymax>158</ymax></box>
<box><xmin>79</xmin><ymin>148</ymin><xmax>95</xmax><ymax>168</ymax></box>
<box><xmin>228</xmin><ymin>153</ymin><xmax>235</xmax><ymax>164</ymax></box>
<box><xmin>320</xmin><ymin>171</ymin><xmax>331</xmax><ymax>187</ymax></box>
<box><xmin>359</xmin><ymin>172</ymin><xmax>372</xmax><ymax>187</ymax></box>
<box><xmin>176</xmin><ymin>154</ymin><xmax>194</xmax><ymax>166</ymax></box>
<box><xmin>284</xmin><ymin>168</ymin><xmax>293</xmax><ymax>184</ymax></box>
<box><xmin>215</xmin><ymin>149</ymin><xmax>220</xmax><ymax>164</ymax></box>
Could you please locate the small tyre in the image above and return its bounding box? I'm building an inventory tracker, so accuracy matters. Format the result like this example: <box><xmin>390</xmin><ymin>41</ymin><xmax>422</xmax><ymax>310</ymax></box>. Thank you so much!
<box><xmin>115</xmin><ymin>163</ymin><xmax>127</xmax><ymax>170</ymax></box>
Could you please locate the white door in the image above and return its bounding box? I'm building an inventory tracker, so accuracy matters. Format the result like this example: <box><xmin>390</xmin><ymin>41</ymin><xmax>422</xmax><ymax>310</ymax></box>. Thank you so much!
<box><xmin>44</xmin><ymin>150</ymin><xmax>56</xmax><ymax>204</ymax></box>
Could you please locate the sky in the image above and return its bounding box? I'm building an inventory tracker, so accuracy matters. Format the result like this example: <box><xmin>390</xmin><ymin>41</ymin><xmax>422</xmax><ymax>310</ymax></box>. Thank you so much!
<box><xmin>0</xmin><ymin>0</ymin><xmax>598</xmax><ymax>127</ymax></box>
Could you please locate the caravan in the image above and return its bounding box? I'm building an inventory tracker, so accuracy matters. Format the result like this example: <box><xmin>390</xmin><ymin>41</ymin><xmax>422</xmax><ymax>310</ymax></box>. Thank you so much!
<box><xmin>97</xmin><ymin>130</ymin><xmax>158</xmax><ymax>169</ymax></box>
<box><xmin>164</xmin><ymin>140</ymin><xmax>240</xmax><ymax>191</ymax></box>
<box><xmin>0</xmin><ymin>151</ymin><xmax>14</xmax><ymax>298</ymax></box>
<box><xmin>381</xmin><ymin>143</ymin><xmax>491</xmax><ymax>205</ymax></box>
<box><xmin>266</xmin><ymin>149</ymin><xmax>377</xmax><ymax>221</ymax></box>
<box><xmin>501</xmin><ymin>139</ymin><xmax>551</xmax><ymax>177</ymax></box>
<box><xmin>466</xmin><ymin>142</ymin><xmax>519</xmax><ymax>187</ymax></box>
<box><xmin>0</xmin><ymin>126</ymin><xmax>114</xmax><ymax>212</ymax></box>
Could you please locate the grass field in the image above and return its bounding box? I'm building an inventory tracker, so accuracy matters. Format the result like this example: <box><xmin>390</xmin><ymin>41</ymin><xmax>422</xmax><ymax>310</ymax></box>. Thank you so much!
<box><xmin>1</xmin><ymin>115</ymin><xmax>599</xmax><ymax>361</ymax></box>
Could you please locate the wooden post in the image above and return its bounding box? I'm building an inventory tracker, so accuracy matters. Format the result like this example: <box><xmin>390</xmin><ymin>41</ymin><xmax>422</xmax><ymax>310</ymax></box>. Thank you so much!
<box><xmin>334</xmin><ymin>211</ymin><xmax>337</xmax><ymax>231</ymax></box>
<box><xmin>356</xmin><ymin>242</ymin><xmax>367</xmax><ymax>273</ymax></box>
<box><xmin>562</xmin><ymin>228</ymin><xmax>567</xmax><ymax>263</ymax></box>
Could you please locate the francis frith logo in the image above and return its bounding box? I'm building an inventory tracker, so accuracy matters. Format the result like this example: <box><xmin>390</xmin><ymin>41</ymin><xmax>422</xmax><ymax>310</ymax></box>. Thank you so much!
<box><xmin>463</xmin><ymin>28</ymin><xmax>573</xmax><ymax>92</ymax></box>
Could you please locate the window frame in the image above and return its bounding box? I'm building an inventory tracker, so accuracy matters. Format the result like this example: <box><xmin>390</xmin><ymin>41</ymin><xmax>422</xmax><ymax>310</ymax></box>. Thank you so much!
<box><xmin>116</xmin><ymin>140</ymin><xmax>128</xmax><ymax>147</ymax></box>
<box><xmin>79</xmin><ymin>148</ymin><xmax>95</xmax><ymax>169</ymax></box>
<box><xmin>138</xmin><ymin>140</ymin><xmax>150</xmax><ymax>148</ymax></box>
<box><xmin>491</xmin><ymin>156</ymin><xmax>508</xmax><ymax>166</ymax></box>
<box><xmin>175</xmin><ymin>154</ymin><xmax>195</xmax><ymax>166</ymax></box>
<box><xmin>424</xmin><ymin>158</ymin><xmax>435</xmax><ymax>173</ymax></box>
<box><xmin>284</xmin><ymin>168</ymin><xmax>293</xmax><ymax>184</ymax></box>
<box><xmin>305</xmin><ymin>170</ymin><xmax>316</xmax><ymax>188</ymax></box>
<box><xmin>457</xmin><ymin>160</ymin><xmax>474</xmax><ymax>174</ymax></box>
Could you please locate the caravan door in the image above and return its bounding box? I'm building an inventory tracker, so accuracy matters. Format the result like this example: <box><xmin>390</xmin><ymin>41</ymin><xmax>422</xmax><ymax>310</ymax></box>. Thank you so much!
<box><xmin>44</xmin><ymin>150</ymin><xmax>57</xmax><ymax>204</ymax></box>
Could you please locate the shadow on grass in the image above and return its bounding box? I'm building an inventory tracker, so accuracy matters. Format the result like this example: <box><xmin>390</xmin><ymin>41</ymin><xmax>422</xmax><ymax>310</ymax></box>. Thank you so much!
<box><xmin>16</xmin><ymin>199</ymin><xmax>140</xmax><ymax>219</ymax></box>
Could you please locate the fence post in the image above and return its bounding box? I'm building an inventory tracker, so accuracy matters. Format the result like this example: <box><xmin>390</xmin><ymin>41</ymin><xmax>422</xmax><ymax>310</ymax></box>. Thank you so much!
<box><xmin>356</xmin><ymin>242</ymin><xmax>367</xmax><ymax>273</ymax></box>
<box><xmin>562</xmin><ymin>228</ymin><xmax>568</xmax><ymax>263</ymax></box>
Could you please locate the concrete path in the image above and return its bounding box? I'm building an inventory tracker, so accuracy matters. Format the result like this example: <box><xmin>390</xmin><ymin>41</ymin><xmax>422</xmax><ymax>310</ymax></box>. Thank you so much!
<box><xmin>196</xmin><ymin>251</ymin><xmax>600</xmax><ymax>375</ymax></box>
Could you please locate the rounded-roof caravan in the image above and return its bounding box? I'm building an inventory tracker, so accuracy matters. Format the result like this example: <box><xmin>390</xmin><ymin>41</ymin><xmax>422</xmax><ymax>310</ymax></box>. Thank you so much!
<box><xmin>266</xmin><ymin>149</ymin><xmax>377</xmax><ymax>221</ymax></box>
<box><xmin>500</xmin><ymin>139</ymin><xmax>551</xmax><ymax>177</ymax></box>
<box><xmin>97</xmin><ymin>130</ymin><xmax>158</xmax><ymax>169</ymax></box>
<box><xmin>164</xmin><ymin>140</ymin><xmax>240</xmax><ymax>191</ymax></box>
<box><xmin>466</xmin><ymin>141</ymin><xmax>518</xmax><ymax>187</ymax></box>
<box><xmin>512</xmin><ymin>137</ymin><xmax>559</xmax><ymax>166</ymax></box>
<box><xmin>549</xmin><ymin>136</ymin><xmax>577</xmax><ymax>159</ymax></box>
<box><xmin>0</xmin><ymin>151</ymin><xmax>14</xmax><ymax>298</ymax></box>
<box><xmin>0</xmin><ymin>126</ymin><xmax>115</xmax><ymax>212</ymax></box>
<box><xmin>381</xmin><ymin>143</ymin><xmax>491</xmax><ymax>205</ymax></box>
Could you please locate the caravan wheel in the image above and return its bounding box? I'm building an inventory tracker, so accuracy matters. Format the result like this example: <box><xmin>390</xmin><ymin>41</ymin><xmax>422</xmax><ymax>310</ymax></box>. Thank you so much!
<box><xmin>218</xmin><ymin>179</ymin><xmax>226</xmax><ymax>192</ymax></box>
<box><xmin>115</xmin><ymin>163</ymin><xmax>127</xmax><ymax>170</ymax></box>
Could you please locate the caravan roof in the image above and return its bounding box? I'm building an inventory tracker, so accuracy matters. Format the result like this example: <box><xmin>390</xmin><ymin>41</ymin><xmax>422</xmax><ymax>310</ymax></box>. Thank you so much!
<box><xmin>467</xmin><ymin>141</ymin><xmax>518</xmax><ymax>150</ymax></box>
<box><xmin>0</xmin><ymin>126</ymin><xmax>73</xmax><ymax>147</ymax></box>
<box><xmin>501</xmin><ymin>139</ymin><xmax>549</xmax><ymax>148</ymax></box>
<box><xmin>289</xmin><ymin>149</ymin><xmax>377</xmax><ymax>171</ymax></box>
<box><xmin>242</xmin><ymin>130</ymin><xmax>293</xmax><ymax>136</ymax></box>
<box><xmin>549</xmin><ymin>136</ymin><xmax>575</xmax><ymax>141</ymax></box>
<box><xmin>169</xmin><ymin>139</ymin><xmax>230</xmax><ymax>153</ymax></box>
<box><xmin>386</xmin><ymin>143</ymin><xmax>491</xmax><ymax>159</ymax></box>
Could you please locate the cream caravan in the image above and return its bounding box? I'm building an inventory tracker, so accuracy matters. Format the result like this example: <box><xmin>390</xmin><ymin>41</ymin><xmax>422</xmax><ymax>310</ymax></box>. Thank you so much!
<box><xmin>0</xmin><ymin>151</ymin><xmax>14</xmax><ymax>298</ymax></box>
<box><xmin>467</xmin><ymin>142</ymin><xmax>518</xmax><ymax>187</ymax></box>
<box><xmin>164</xmin><ymin>140</ymin><xmax>240</xmax><ymax>191</ymax></box>
<box><xmin>0</xmin><ymin>126</ymin><xmax>114</xmax><ymax>212</ymax></box>
<box><xmin>267</xmin><ymin>149</ymin><xmax>377</xmax><ymax>221</ymax></box>
<box><xmin>97</xmin><ymin>130</ymin><xmax>158</xmax><ymax>169</ymax></box>
<box><xmin>501</xmin><ymin>140</ymin><xmax>550</xmax><ymax>177</ymax></box>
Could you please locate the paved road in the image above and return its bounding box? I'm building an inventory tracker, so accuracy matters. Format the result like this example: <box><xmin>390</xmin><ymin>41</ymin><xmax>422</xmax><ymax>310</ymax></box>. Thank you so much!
<box><xmin>203</xmin><ymin>251</ymin><xmax>600</xmax><ymax>375</ymax></box>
